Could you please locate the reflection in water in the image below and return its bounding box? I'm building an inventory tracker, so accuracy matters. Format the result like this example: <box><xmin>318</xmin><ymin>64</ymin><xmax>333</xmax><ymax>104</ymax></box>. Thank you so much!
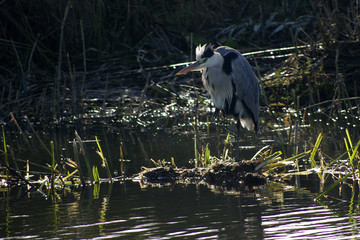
<box><xmin>1</xmin><ymin>180</ymin><xmax>360</xmax><ymax>239</ymax></box>
<box><xmin>263</xmin><ymin>206</ymin><xmax>360</xmax><ymax>239</ymax></box>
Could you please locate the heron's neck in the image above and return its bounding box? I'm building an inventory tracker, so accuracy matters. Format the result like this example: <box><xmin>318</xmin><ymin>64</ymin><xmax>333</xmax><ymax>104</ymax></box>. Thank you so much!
<box><xmin>208</xmin><ymin>52</ymin><xmax>224</xmax><ymax>69</ymax></box>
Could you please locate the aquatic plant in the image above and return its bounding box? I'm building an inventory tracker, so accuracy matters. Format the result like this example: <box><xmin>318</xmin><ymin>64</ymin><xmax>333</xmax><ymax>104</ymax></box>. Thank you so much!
<box><xmin>119</xmin><ymin>142</ymin><xmax>124</xmax><ymax>176</ymax></box>
<box><xmin>308</xmin><ymin>130</ymin><xmax>360</xmax><ymax>201</ymax></box>
<box><xmin>95</xmin><ymin>136</ymin><xmax>113</xmax><ymax>183</ymax></box>
<box><xmin>75</xmin><ymin>131</ymin><xmax>93</xmax><ymax>182</ymax></box>
<box><xmin>72</xmin><ymin>139</ymin><xmax>85</xmax><ymax>185</ymax></box>
<box><xmin>50</xmin><ymin>141</ymin><xmax>56</xmax><ymax>190</ymax></box>
<box><xmin>92</xmin><ymin>166</ymin><xmax>100</xmax><ymax>184</ymax></box>
<box><xmin>2</xmin><ymin>125</ymin><xmax>9</xmax><ymax>178</ymax></box>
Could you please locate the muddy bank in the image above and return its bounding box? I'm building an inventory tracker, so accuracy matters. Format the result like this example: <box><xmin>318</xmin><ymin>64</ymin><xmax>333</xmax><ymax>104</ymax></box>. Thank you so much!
<box><xmin>135</xmin><ymin>160</ymin><xmax>267</xmax><ymax>188</ymax></box>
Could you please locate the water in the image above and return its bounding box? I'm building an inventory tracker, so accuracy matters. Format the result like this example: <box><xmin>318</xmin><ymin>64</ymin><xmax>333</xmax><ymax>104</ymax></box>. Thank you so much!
<box><xmin>1</xmin><ymin>178</ymin><xmax>360</xmax><ymax>239</ymax></box>
<box><xmin>1</xmin><ymin>106</ymin><xmax>360</xmax><ymax>239</ymax></box>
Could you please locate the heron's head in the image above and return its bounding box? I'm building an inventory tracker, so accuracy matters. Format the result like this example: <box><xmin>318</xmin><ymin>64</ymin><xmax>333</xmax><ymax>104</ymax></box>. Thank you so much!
<box><xmin>176</xmin><ymin>44</ymin><xmax>221</xmax><ymax>75</ymax></box>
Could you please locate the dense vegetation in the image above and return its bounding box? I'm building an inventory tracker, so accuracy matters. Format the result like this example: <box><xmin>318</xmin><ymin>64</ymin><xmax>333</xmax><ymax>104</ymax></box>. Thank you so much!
<box><xmin>0</xmin><ymin>0</ymin><xmax>359</xmax><ymax>121</ymax></box>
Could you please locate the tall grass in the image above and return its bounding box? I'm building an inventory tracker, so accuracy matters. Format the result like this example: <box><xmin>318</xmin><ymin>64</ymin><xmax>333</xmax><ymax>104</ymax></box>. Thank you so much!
<box><xmin>75</xmin><ymin>131</ymin><xmax>93</xmax><ymax>182</ymax></box>
<box><xmin>309</xmin><ymin>133</ymin><xmax>323</xmax><ymax>169</ymax></box>
<box><xmin>50</xmin><ymin>141</ymin><xmax>56</xmax><ymax>190</ymax></box>
<box><xmin>95</xmin><ymin>136</ymin><xmax>113</xmax><ymax>183</ymax></box>
<box><xmin>313</xmin><ymin>130</ymin><xmax>360</xmax><ymax>201</ymax></box>
<box><xmin>72</xmin><ymin>139</ymin><xmax>85</xmax><ymax>185</ymax></box>
<box><xmin>120</xmin><ymin>142</ymin><xmax>124</xmax><ymax>176</ymax></box>
<box><xmin>0</xmin><ymin>0</ymin><xmax>358</xmax><ymax>125</ymax></box>
<box><xmin>2</xmin><ymin>125</ymin><xmax>9</xmax><ymax>177</ymax></box>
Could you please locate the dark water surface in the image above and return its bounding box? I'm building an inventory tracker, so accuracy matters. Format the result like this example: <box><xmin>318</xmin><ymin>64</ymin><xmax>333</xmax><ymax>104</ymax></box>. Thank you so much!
<box><xmin>1</xmin><ymin>179</ymin><xmax>360</xmax><ymax>239</ymax></box>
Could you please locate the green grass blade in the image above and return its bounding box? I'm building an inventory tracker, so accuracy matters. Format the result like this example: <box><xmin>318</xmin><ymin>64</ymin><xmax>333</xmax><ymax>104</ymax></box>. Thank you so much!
<box><xmin>95</xmin><ymin>136</ymin><xmax>113</xmax><ymax>183</ymax></box>
<box><xmin>2</xmin><ymin>125</ymin><xmax>9</xmax><ymax>176</ymax></box>
<box><xmin>255</xmin><ymin>151</ymin><xmax>282</xmax><ymax>171</ymax></box>
<box><xmin>222</xmin><ymin>133</ymin><xmax>230</xmax><ymax>160</ymax></box>
<box><xmin>2</xmin><ymin>125</ymin><xmax>7</xmax><ymax>155</ymax></box>
<box><xmin>92</xmin><ymin>166</ymin><xmax>100</xmax><ymax>183</ymax></box>
<box><xmin>204</xmin><ymin>144</ymin><xmax>210</xmax><ymax>167</ymax></box>
<box><xmin>120</xmin><ymin>143</ymin><xmax>124</xmax><ymax>176</ymax></box>
<box><xmin>95</xmin><ymin>136</ymin><xmax>103</xmax><ymax>156</ymax></box>
<box><xmin>345</xmin><ymin>129</ymin><xmax>353</xmax><ymax>149</ymax></box>
<box><xmin>93</xmin><ymin>181</ymin><xmax>100</xmax><ymax>199</ymax></box>
<box><xmin>283</xmin><ymin>150</ymin><xmax>311</xmax><ymax>162</ymax></box>
<box><xmin>350</xmin><ymin>140</ymin><xmax>360</xmax><ymax>164</ymax></box>
<box><xmin>171</xmin><ymin>157</ymin><xmax>176</xmax><ymax>168</ymax></box>
<box><xmin>75</xmin><ymin>131</ymin><xmax>93</xmax><ymax>182</ymax></box>
<box><xmin>73</xmin><ymin>139</ymin><xmax>85</xmax><ymax>185</ymax></box>
<box><xmin>309</xmin><ymin>133</ymin><xmax>322</xmax><ymax>168</ymax></box>
<box><xmin>50</xmin><ymin>141</ymin><xmax>55</xmax><ymax>189</ymax></box>
<box><xmin>344</xmin><ymin>137</ymin><xmax>351</xmax><ymax>160</ymax></box>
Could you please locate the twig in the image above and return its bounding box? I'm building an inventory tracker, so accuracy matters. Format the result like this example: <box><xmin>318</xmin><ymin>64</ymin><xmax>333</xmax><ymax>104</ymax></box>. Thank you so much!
<box><xmin>27</xmin><ymin>34</ymin><xmax>39</xmax><ymax>72</ymax></box>
<box><xmin>54</xmin><ymin>1</ymin><xmax>71</xmax><ymax>118</ymax></box>
<box><xmin>80</xmin><ymin>19</ymin><xmax>87</xmax><ymax>95</ymax></box>
<box><xmin>0</xmin><ymin>157</ymin><xmax>37</xmax><ymax>190</ymax></box>
<box><xmin>11</xmin><ymin>39</ymin><xmax>24</xmax><ymax>73</ymax></box>
<box><xmin>56</xmin><ymin>2</ymin><xmax>70</xmax><ymax>81</ymax></box>
<box><xmin>301</xmin><ymin>97</ymin><xmax>360</xmax><ymax>111</ymax></box>
<box><xmin>137</xmin><ymin>72</ymin><xmax>151</xmax><ymax>117</ymax></box>
<box><xmin>9</xmin><ymin>113</ymin><xmax>33</xmax><ymax>153</ymax></box>
<box><xmin>24</xmin><ymin>115</ymin><xmax>51</xmax><ymax>156</ymax></box>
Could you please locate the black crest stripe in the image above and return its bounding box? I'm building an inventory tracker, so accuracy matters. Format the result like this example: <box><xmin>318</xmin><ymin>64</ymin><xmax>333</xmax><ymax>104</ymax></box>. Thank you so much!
<box><xmin>201</xmin><ymin>45</ymin><xmax>214</xmax><ymax>58</ymax></box>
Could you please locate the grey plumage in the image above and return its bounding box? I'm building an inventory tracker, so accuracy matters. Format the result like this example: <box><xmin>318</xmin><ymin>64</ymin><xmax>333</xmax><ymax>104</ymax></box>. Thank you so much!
<box><xmin>176</xmin><ymin>44</ymin><xmax>260</xmax><ymax>160</ymax></box>
<box><xmin>198</xmin><ymin>45</ymin><xmax>260</xmax><ymax>132</ymax></box>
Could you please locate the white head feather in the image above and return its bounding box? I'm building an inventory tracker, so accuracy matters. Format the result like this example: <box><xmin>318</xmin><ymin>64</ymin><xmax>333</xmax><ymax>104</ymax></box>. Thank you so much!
<box><xmin>195</xmin><ymin>44</ymin><xmax>208</xmax><ymax>60</ymax></box>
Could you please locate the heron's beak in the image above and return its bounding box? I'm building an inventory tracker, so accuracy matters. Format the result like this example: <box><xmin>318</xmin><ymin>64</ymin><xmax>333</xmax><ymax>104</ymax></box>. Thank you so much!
<box><xmin>176</xmin><ymin>61</ymin><xmax>201</xmax><ymax>75</ymax></box>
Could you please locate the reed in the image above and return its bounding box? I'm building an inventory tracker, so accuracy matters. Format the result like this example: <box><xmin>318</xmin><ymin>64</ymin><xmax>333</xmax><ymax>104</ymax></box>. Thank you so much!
<box><xmin>93</xmin><ymin>178</ymin><xmax>100</xmax><ymax>199</ymax></box>
<box><xmin>315</xmin><ymin>130</ymin><xmax>360</xmax><ymax>201</ymax></box>
<box><xmin>193</xmin><ymin>124</ymin><xmax>199</xmax><ymax>168</ymax></box>
<box><xmin>92</xmin><ymin>166</ymin><xmax>100</xmax><ymax>184</ymax></box>
<box><xmin>10</xmin><ymin>113</ymin><xmax>33</xmax><ymax>153</ymax></box>
<box><xmin>222</xmin><ymin>133</ymin><xmax>230</xmax><ymax>161</ymax></box>
<box><xmin>95</xmin><ymin>136</ymin><xmax>113</xmax><ymax>183</ymax></box>
<box><xmin>309</xmin><ymin>133</ymin><xmax>323</xmax><ymax>169</ymax></box>
<box><xmin>72</xmin><ymin>139</ymin><xmax>85</xmax><ymax>185</ymax></box>
<box><xmin>2</xmin><ymin>125</ymin><xmax>9</xmax><ymax>177</ymax></box>
<box><xmin>0</xmin><ymin>1</ymin><xmax>358</xmax><ymax>125</ymax></box>
<box><xmin>7</xmin><ymin>145</ymin><xmax>19</xmax><ymax>170</ymax></box>
<box><xmin>25</xmin><ymin>116</ymin><xmax>51</xmax><ymax>156</ymax></box>
<box><xmin>343</xmin><ymin>129</ymin><xmax>360</xmax><ymax>175</ymax></box>
<box><xmin>120</xmin><ymin>142</ymin><xmax>124</xmax><ymax>176</ymax></box>
<box><xmin>75</xmin><ymin>131</ymin><xmax>93</xmax><ymax>182</ymax></box>
<box><xmin>50</xmin><ymin>141</ymin><xmax>56</xmax><ymax>190</ymax></box>
<box><xmin>199</xmin><ymin>144</ymin><xmax>211</xmax><ymax>168</ymax></box>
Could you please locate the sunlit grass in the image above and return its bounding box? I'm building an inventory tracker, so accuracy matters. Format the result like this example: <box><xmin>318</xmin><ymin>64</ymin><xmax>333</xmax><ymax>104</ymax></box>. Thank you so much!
<box><xmin>95</xmin><ymin>136</ymin><xmax>113</xmax><ymax>183</ymax></box>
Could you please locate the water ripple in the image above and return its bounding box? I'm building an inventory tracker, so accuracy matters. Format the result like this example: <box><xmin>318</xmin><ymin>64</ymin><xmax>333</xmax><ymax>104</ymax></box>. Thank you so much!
<box><xmin>263</xmin><ymin>205</ymin><xmax>360</xmax><ymax>239</ymax></box>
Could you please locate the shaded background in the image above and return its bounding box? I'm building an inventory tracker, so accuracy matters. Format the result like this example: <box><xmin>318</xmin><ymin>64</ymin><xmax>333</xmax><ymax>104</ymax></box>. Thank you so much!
<box><xmin>1</xmin><ymin>1</ymin><xmax>359</xmax><ymax>121</ymax></box>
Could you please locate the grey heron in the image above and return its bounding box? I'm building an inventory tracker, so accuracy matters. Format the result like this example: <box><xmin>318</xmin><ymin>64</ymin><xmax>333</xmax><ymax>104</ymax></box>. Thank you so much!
<box><xmin>176</xmin><ymin>44</ymin><xmax>260</xmax><ymax>161</ymax></box>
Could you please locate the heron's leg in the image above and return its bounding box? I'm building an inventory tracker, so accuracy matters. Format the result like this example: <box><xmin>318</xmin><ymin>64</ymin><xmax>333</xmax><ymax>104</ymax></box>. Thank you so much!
<box><xmin>214</xmin><ymin>108</ymin><xmax>221</xmax><ymax>121</ymax></box>
<box><xmin>235</xmin><ymin>119</ymin><xmax>241</xmax><ymax>162</ymax></box>
<box><xmin>212</xmin><ymin>108</ymin><xmax>222</xmax><ymax>126</ymax></box>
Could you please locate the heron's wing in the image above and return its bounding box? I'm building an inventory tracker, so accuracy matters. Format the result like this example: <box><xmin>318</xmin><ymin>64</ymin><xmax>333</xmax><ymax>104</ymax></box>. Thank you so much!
<box><xmin>217</xmin><ymin>47</ymin><xmax>260</xmax><ymax>126</ymax></box>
